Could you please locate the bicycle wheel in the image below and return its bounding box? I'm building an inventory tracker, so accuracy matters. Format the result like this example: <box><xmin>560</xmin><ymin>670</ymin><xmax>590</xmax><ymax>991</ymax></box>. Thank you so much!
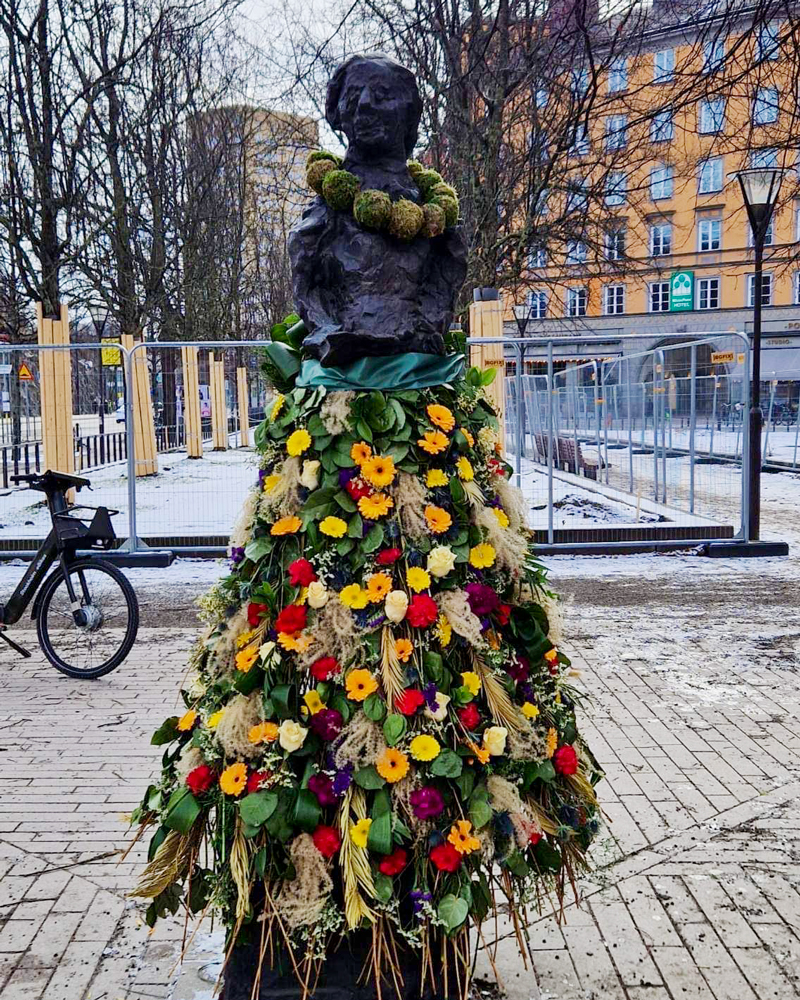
<box><xmin>36</xmin><ymin>559</ymin><xmax>139</xmax><ymax>679</ymax></box>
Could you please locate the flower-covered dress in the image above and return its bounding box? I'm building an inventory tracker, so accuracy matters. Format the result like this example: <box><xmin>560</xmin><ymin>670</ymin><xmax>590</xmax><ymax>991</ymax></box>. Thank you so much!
<box><xmin>132</xmin><ymin>372</ymin><xmax>602</xmax><ymax>998</ymax></box>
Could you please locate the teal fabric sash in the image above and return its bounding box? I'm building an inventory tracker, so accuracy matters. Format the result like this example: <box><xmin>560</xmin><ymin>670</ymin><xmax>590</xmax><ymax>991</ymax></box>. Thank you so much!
<box><xmin>297</xmin><ymin>352</ymin><xmax>465</xmax><ymax>391</ymax></box>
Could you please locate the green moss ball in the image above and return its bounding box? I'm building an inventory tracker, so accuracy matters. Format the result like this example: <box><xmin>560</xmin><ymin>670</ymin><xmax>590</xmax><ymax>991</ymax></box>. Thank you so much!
<box><xmin>421</xmin><ymin>203</ymin><xmax>446</xmax><ymax>238</ymax></box>
<box><xmin>430</xmin><ymin>182</ymin><xmax>457</xmax><ymax>201</ymax></box>
<box><xmin>388</xmin><ymin>198</ymin><xmax>424</xmax><ymax>241</ymax></box>
<box><xmin>415</xmin><ymin>169</ymin><xmax>444</xmax><ymax>198</ymax></box>
<box><xmin>308</xmin><ymin>150</ymin><xmax>342</xmax><ymax>166</ymax></box>
<box><xmin>406</xmin><ymin>159</ymin><xmax>425</xmax><ymax>179</ymax></box>
<box><xmin>432</xmin><ymin>193</ymin><xmax>459</xmax><ymax>228</ymax></box>
<box><xmin>322</xmin><ymin>169</ymin><xmax>360</xmax><ymax>211</ymax></box>
<box><xmin>306</xmin><ymin>158</ymin><xmax>338</xmax><ymax>194</ymax></box>
<box><xmin>353</xmin><ymin>189</ymin><xmax>392</xmax><ymax>230</ymax></box>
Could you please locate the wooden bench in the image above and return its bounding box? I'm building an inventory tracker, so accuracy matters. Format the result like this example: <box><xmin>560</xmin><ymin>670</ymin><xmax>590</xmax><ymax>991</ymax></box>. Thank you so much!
<box><xmin>533</xmin><ymin>433</ymin><xmax>602</xmax><ymax>480</ymax></box>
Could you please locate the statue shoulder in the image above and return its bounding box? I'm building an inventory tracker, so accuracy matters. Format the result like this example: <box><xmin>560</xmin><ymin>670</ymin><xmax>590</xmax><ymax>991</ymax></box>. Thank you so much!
<box><xmin>288</xmin><ymin>198</ymin><xmax>330</xmax><ymax>252</ymax></box>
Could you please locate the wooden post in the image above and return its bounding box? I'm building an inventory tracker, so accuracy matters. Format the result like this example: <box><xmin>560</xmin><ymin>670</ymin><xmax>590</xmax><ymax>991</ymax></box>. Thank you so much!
<box><xmin>468</xmin><ymin>296</ymin><xmax>506</xmax><ymax>447</ymax></box>
<box><xmin>181</xmin><ymin>345</ymin><xmax>203</xmax><ymax>458</ymax></box>
<box><xmin>37</xmin><ymin>302</ymin><xmax>75</xmax><ymax>475</ymax></box>
<box><xmin>210</xmin><ymin>353</ymin><xmax>227</xmax><ymax>451</ymax></box>
<box><xmin>121</xmin><ymin>334</ymin><xmax>158</xmax><ymax>476</ymax></box>
<box><xmin>236</xmin><ymin>366</ymin><xmax>250</xmax><ymax>447</ymax></box>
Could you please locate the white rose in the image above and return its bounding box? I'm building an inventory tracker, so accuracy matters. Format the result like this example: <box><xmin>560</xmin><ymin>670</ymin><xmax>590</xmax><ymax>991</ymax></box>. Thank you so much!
<box><xmin>306</xmin><ymin>581</ymin><xmax>329</xmax><ymax>609</ymax></box>
<box><xmin>483</xmin><ymin>726</ymin><xmax>508</xmax><ymax>756</ymax></box>
<box><xmin>425</xmin><ymin>691</ymin><xmax>451</xmax><ymax>722</ymax></box>
<box><xmin>300</xmin><ymin>460</ymin><xmax>320</xmax><ymax>490</ymax></box>
<box><xmin>278</xmin><ymin>719</ymin><xmax>308</xmax><ymax>752</ymax></box>
<box><xmin>259</xmin><ymin>640</ymin><xmax>277</xmax><ymax>661</ymax></box>
<box><xmin>384</xmin><ymin>590</ymin><xmax>409</xmax><ymax>624</ymax></box>
<box><xmin>427</xmin><ymin>545</ymin><xmax>456</xmax><ymax>578</ymax></box>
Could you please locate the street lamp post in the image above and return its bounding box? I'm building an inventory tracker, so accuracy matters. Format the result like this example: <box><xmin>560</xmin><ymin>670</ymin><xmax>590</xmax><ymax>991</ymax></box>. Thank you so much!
<box><xmin>729</xmin><ymin>167</ymin><xmax>787</xmax><ymax>542</ymax></box>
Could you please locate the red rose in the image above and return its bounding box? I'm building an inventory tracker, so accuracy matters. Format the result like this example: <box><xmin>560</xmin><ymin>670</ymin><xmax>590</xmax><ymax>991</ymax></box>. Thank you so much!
<box><xmin>185</xmin><ymin>765</ymin><xmax>216</xmax><ymax>795</ymax></box>
<box><xmin>395</xmin><ymin>689</ymin><xmax>425</xmax><ymax>716</ymax></box>
<box><xmin>378</xmin><ymin>848</ymin><xmax>408</xmax><ymax>876</ymax></box>
<box><xmin>495</xmin><ymin>604</ymin><xmax>511</xmax><ymax>626</ymax></box>
<box><xmin>406</xmin><ymin>594</ymin><xmax>438</xmax><ymax>628</ymax></box>
<box><xmin>312</xmin><ymin>825</ymin><xmax>342</xmax><ymax>858</ymax></box>
<box><xmin>430</xmin><ymin>842</ymin><xmax>462</xmax><ymax>872</ymax></box>
<box><xmin>529</xmin><ymin>831</ymin><xmax>542</xmax><ymax>846</ymax></box>
<box><xmin>310</xmin><ymin>656</ymin><xmax>339</xmax><ymax>681</ymax></box>
<box><xmin>288</xmin><ymin>559</ymin><xmax>316</xmax><ymax>587</ymax></box>
<box><xmin>376</xmin><ymin>547</ymin><xmax>402</xmax><ymax>566</ymax></box>
<box><xmin>274</xmin><ymin>604</ymin><xmax>307</xmax><ymax>634</ymax></box>
<box><xmin>553</xmin><ymin>745</ymin><xmax>579</xmax><ymax>776</ymax></box>
<box><xmin>246</xmin><ymin>770</ymin><xmax>272</xmax><ymax>794</ymax></box>
<box><xmin>345</xmin><ymin>477</ymin><xmax>372</xmax><ymax>501</ymax></box>
<box><xmin>247</xmin><ymin>602</ymin><xmax>268</xmax><ymax>627</ymax></box>
<box><xmin>458</xmin><ymin>704</ymin><xmax>481</xmax><ymax>730</ymax></box>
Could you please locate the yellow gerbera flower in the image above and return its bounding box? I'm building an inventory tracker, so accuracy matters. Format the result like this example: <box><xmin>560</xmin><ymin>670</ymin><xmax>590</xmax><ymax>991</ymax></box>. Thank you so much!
<box><xmin>207</xmin><ymin>709</ymin><xmax>224</xmax><ymax>729</ymax></box>
<box><xmin>358</xmin><ymin>492</ymin><xmax>394</xmax><ymax>519</ymax></box>
<box><xmin>345</xmin><ymin>669</ymin><xmax>378</xmax><ymax>702</ymax></box>
<box><xmin>361</xmin><ymin>455</ymin><xmax>396</xmax><ymax>488</ymax></box>
<box><xmin>434</xmin><ymin>614</ymin><xmax>452</xmax><ymax>647</ymax></box>
<box><xmin>461</xmin><ymin>428</ymin><xmax>475</xmax><ymax>447</ymax></box>
<box><xmin>351</xmin><ymin>441</ymin><xmax>372</xmax><ymax>465</ymax></box>
<box><xmin>262</xmin><ymin>473</ymin><xmax>281</xmax><ymax>493</ymax></box>
<box><xmin>277</xmin><ymin>631</ymin><xmax>314</xmax><ymax>653</ymax></box>
<box><xmin>492</xmin><ymin>508</ymin><xmax>510</xmax><ymax>528</ymax></box>
<box><xmin>376</xmin><ymin>747</ymin><xmax>410</xmax><ymax>783</ymax></box>
<box><xmin>409</xmin><ymin>734</ymin><xmax>440</xmax><ymax>761</ymax></box>
<box><xmin>426</xmin><ymin>468</ymin><xmax>449</xmax><ymax>488</ymax></box>
<box><xmin>461</xmin><ymin>671</ymin><xmax>481</xmax><ymax>696</ymax></box>
<box><xmin>350</xmin><ymin>818</ymin><xmax>372</xmax><ymax>848</ymax></box>
<box><xmin>448</xmin><ymin>819</ymin><xmax>481</xmax><ymax>854</ymax></box>
<box><xmin>219</xmin><ymin>762</ymin><xmax>248</xmax><ymax>797</ymax></box>
<box><xmin>235</xmin><ymin>646</ymin><xmax>259</xmax><ymax>673</ymax></box>
<box><xmin>426</xmin><ymin>404</ymin><xmax>455</xmax><ymax>432</ymax></box>
<box><xmin>366</xmin><ymin>573</ymin><xmax>392</xmax><ymax>603</ymax></box>
<box><xmin>248</xmin><ymin>721</ymin><xmax>279</xmax><ymax>744</ymax></box>
<box><xmin>424</xmin><ymin>506</ymin><xmax>452</xmax><ymax>534</ymax></box>
<box><xmin>417</xmin><ymin>430</ymin><xmax>449</xmax><ymax>455</ymax></box>
<box><xmin>339</xmin><ymin>584</ymin><xmax>369</xmax><ymax>609</ymax></box>
<box><xmin>286</xmin><ymin>428</ymin><xmax>312</xmax><ymax>457</ymax></box>
<box><xmin>469</xmin><ymin>543</ymin><xmax>496</xmax><ymax>569</ymax></box>
<box><xmin>270</xmin><ymin>395</ymin><xmax>285</xmax><ymax>421</ymax></box>
<box><xmin>271</xmin><ymin>515</ymin><xmax>302</xmax><ymax>536</ymax></box>
<box><xmin>303</xmin><ymin>690</ymin><xmax>325</xmax><ymax>715</ymax></box>
<box><xmin>456</xmin><ymin>456</ymin><xmax>474</xmax><ymax>481</ymax></box>
<box><xmin>394</xmin><ymin>638</ymin><xmax>413</xmax><ymax>662</ymax></box>
<box><xmin>406</xmin><ymin>567</ymin><xmax>431</xmax><ymax>592</ymax></box>
<box><xmin>320</xmin><ymin>516</ymin><xmax>347</xmax><ymax>537</ymax></box>
<box><xmin>522</xmin><ymin>702</ymin><xmax>540</xmax><ymax>719</ymax></box>
<box><xmin>545</xmin><ymin>727</ymin><xmax>558</xmax><ymax>758</ymax></box>
<box><xmin>177</xmin><ymin>709</ymin><xmax>197</xmax><ymax>732</ymax></box>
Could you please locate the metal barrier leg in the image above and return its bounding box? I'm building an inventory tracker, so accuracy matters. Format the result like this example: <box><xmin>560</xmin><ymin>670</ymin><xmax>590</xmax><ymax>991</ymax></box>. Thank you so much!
<box><xmin>689</xmin><ymin>346</ymin><xmax>697</xmax><ymax>514</ymax></box>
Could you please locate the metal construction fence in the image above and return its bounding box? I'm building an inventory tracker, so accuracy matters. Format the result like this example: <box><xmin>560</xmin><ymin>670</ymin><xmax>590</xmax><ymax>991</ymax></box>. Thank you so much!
<box><xmin>0</xmin><ymin>331</ymin><xmax>786</xmax><ymax>556</ymax></box>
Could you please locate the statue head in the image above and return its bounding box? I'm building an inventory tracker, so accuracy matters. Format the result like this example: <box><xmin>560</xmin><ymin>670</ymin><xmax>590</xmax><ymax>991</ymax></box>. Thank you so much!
<box><xmin>325</xmin><ymin>53</ymin><xmax>422</xmax><ymax>159</ymax></box>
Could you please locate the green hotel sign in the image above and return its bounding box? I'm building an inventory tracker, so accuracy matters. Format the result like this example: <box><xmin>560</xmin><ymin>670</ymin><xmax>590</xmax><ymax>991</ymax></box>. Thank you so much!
<box><xmin>670</xmin><ymin>270</ymin><xmax>694</xmax><ymax>312</ymax></box>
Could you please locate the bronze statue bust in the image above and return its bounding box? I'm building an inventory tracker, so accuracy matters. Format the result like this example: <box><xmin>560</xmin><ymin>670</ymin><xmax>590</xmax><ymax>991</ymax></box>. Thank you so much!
<box><xmin>289</xmin><ymin>53</ymin><xmax>467</xmax><ymax>369</ymax></box>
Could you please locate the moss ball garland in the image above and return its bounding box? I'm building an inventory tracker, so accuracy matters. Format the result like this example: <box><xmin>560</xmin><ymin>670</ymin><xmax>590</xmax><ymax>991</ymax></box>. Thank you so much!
<box><xmin>415</xmin><ymin>168</ymin><xmax>445</xmax><ymax>198</ymax></box>
<box><xmin>433</xmin><ymin>194</ymin><xmax>459</xmax><ymax>228</ymax></box>
<box><xmin>353</xmin><ymin>189</ymin><xmax>392</xmax><ymax>231</ymax></box>
<box><xmin>321</xmin><ymin>169</ymin><xmax>360</xmax><ymax>211</ymax></box>
<box><xmin>306</xmin><ymin>158</ymin><xmax>339</xmax><ymax>195</ymax></box>
<box><xmin>421</xmin><ymin>202</ymin><xmax>446</xmax><ymax>238</ymax></box>
<box><xmin>388</xmin><ymin>199</ymin><xmax>425</xmax><ymax>241</ymax></box>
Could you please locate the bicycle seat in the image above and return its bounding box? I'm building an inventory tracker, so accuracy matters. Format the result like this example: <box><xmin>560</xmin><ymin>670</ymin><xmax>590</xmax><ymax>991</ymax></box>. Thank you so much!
<box><xmin>11</xmin><ymin>470</ymin><xmax>91</xmax><ymax>494</ymax></box>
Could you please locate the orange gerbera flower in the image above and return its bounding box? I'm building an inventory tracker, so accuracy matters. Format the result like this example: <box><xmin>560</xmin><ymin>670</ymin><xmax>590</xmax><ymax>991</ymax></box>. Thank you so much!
<box><xmin>544</xmin><ymin>648</ymin><xmax>559</xmax><ymax>663</ymax></box>
<box><xmin>271</xmin><ymin>515</ymin><xmax>302</xmax><ymax>536</ymax></box>
<box><xmin>358</xmin><ymin>493</ymin><xmax>394</xmax><ymax>519</ymax></box>
<box><xmin>219</xmin><ymin>762</ymin><xmax>248</xmax><ymax>797</ymax></box>
<box><xmin>366</xmin><ymin>573</ymin><xmax>393</xmax><ymax>603</ymax></box>
<box><xmin>351</xmin><ymin>441</ymin><xmax>372</xmax><ymax>465</ymax></box>
<box><xmin>417</xmin><ymin>430</ymin><xmax>449</xmax><ymax>455</ymax></box>
<box><xmin>394</xmin><ymin>638</ymin><xmax>413</xmax><ymax>662</ymax></box>
<box><xmin>177</xmin><ymin>709</ymin><xmax>197</xmax><ymax>732</ymax></box>
<box><xmin>361</xmin><ymin>455</ymin><xmax>396</xmax><ymax>488</ymax></box>
<box><xmin>376</xmin><ymin>747</ymin><xmax>410</xmax><ymax>783</ymax></box>
<box><xmin>461</xmin><ymin>428</ymin><xmax>475</xmax><ymax>447</ymax></box>
<box><xmin>277</xmin><ymin>631</ymin><xmax>314</xmax><ymax>652</ymax></box>
<box><xmin>466</xmin><ymin>739</ymin><xmax>491</xmax><ymax>765</ymax></box>
<box><xmin>447</xmin><ymin>820</ymin><xmax>481</xmax><ymax>854</ymax></box>
<box><xmin>248</xmin><ymin>721</ymin><xmax>279</xmax><ymax>744</ymax></box>
<box><xmin>426</xmin><ymin>404</ymin><xmax>455</xmax><ymax>432</ymax></box>
<box><xmin>345</xmin><ymin>669</ymin><xmax>378</xmax><ymax>702</ymax></box>
<box><xmin>235</xmin><ymin>646</ymin><xmax>259</xmax><ymax>673</ymax></box>
<box><xmin>425</xmin><ymin>506</ymin><xmax>452</xmax><ymax>534</ymax></box>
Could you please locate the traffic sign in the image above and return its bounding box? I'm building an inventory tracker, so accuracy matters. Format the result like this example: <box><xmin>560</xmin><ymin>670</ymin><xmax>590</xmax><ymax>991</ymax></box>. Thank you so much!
<box><xmin>18</xmin><ymin>362</ymin><xmax>34</xmax><ymax>381</ymax></box>
<box><xmin>711</xmin><ymin>351</ymin><xmax>735</xmax><ymax>364</ymax></box>
<box><xmin>101</xmin><ymin>338</ymin><xmax>121</xmax><ymax>366</ymax></box>
<box><xmin>670</xmin><ymin>270</ymin><xmax>694</xmax><ymax>312</ymax></box>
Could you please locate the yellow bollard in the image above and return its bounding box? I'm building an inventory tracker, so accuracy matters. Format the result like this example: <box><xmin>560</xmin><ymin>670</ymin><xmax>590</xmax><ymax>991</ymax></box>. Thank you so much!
<box><xmin>181</xmin><ymin>345</ymin><xmax>203</xmax><ymax>458</ymax></box>
<box><xmin>37</xmin><ymin>302</ymin><xmax>75</xmax><ymax>476</ymax></box>
<box><xmin>468</xmin><ymin>296</ymin><xmax>506</xmax><ymax>448</ymax></box>
<box><xmin>236</xmin><ymin>366</ymin><xmax>250</xmax><ymax>447</ymax></box>
<box><xmin>210</xmin><ymin>353</ymin><xmax>227</xmax><ymax>451</ymax></box>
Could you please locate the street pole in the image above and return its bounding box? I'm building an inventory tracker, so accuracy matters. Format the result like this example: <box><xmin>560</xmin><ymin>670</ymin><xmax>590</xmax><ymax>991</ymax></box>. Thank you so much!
<box><xmin>749</xmin><ymin>236</ymin><xmax>763</xmax><ymax>541</ymax></box>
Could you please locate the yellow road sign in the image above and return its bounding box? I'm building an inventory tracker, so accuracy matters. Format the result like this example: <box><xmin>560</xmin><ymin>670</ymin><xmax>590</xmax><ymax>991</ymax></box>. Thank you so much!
<box><xmin>18</xmin><ymin>362</ymin><xmax>34</xmax><ymax>381</ymax></box>
<box><xmin>101</xmin><ymin>338</ymin><xmax>121</xmax><ymax>366</ymax></box>
<box><xmin>711</xmin><ymin>350</ymin><xmax>735</xmax><ymax>364</ymax></box>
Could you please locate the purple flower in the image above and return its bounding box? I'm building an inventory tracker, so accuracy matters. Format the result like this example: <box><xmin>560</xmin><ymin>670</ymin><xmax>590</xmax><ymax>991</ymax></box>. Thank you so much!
<box><xmin>258</xmin><ymin>468</ymin><xmax>267</xmax><ymax>486</ymax></box>
<box><xmin>507</xmin><ymin>655</ymin><xmax>530</xmax><ymax>684</ymax></box>
<box><xmin>308</xmin><ymin>773</ymin><xmax>337</xmax><ymax>807</ymax></box>
<box><xmin>338</xmin><ymin>467</ymin><xmax>358</xmax><ymax>486</ymax></box>
<box><xmin>229</xmin><ymin>546</ymin><xmax>245</xmax><ymax>566</ymax></box>
<box><xmin>422</xmin><ymin>683</ymin><xmax>439</xmax><ymax>712</ymax></box>
<box><xmin>465</xmin><ymin>582</ymin><xmax>500</xmax><ymax>617</ymax></box>
<box><xmin>409</xmin><ymin>786</ymin><xmax>445</xmax><ymax>820</ymax></box>
<box><xmin>410</xmin><ymin>890</ymin><xmax>432</xmax><ymax>915</ymax></box>
<box><xmin>332</xmin><ymin>765</ymin><xmax>353</xmax><ymax>796</ymax></box>
<box><xmin>310</xmin><ymin>708</ymin><xmax>344</xmax><ymax>742</ymax></box>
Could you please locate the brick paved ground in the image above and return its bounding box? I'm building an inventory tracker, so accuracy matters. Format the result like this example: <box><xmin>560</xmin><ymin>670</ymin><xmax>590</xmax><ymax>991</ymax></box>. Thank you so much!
<box><xmin>1</xmin><ymin>554</ymin><xmax>799</xmax><ymax>1000</ymax></box>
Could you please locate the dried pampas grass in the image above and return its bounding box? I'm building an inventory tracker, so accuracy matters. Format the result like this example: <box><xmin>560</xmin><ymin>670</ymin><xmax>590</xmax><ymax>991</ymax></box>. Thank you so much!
<box><xmin>394</xmin><ymin>473</ymin><xmax>428</xmax><ymax>540</ymax></box>
<box><xmin>175</xmin><ymin>745</ymin><xmax>204</xmax><ymax>781</ymax></box>
<box><xmin>296</xmin><ymin>598</ymin><xmax>361</xmax><ymax>669</ymax></box>
<box><xmin>436</xmin><ymin>590</ymin><xmax>485</xmax><ymax>649</ymax></box>
<box><xmin>334</xmin><ymin>714</ymin><xmax>386</xmax><ymax>772</ymax></box>
<box><xmin>471</xmin><ymin>652</ymin><xmax>524</xmax><ymax>733</ymax></box>
<box><xmin>215</xmin><ymin>693</ymin><xmax>263</xmax><ymax>759</ymax></box>
<box><xmin>320</xmin><ymin>391</ymin><xmax>356</xmax><ymax>435</ymax></box>
<box><xmin>493</xmin><ymin>476</ymin><xmax>529</xmax><ymax>531</ymax></box>
<box><xmin>228</xmin><ymin>487</ymin><xmax>259</xmax><ymax>552</ymax></box>
<box><xmin>474</xmin><ymin>506</ymin><xmax>527</xmax><ymax>576</ymax></box>
<box><xmin>274</xmin><ymin>833</ymin><xmax>333</xmax><ymax>929</ymax></box>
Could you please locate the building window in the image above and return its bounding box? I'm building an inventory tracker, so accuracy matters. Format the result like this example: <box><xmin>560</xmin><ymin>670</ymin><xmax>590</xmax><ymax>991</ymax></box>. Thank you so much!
<box><xmin>571</xmin><ymin>66</ymin><xmax>589</xmax><ymax>94</ymax></box>
<box><xmin>794</xmin><ymin>272</ymin><xmax>800</xmax><ymax>305</ymax></box>
<box><xmin>649</xmin><ymin>281</ymin><xmax>670</xmax><ymax>312</ymax></box>
<box><xmin>653</xmin><ymin>48</ymin><xmax>675</xmax><ymax>83</ymax></box>
<box><xmin>605</xmin><ymin>115</ymin><xmax>627</xmax><ymax>150</ymax></box>
<box><xmin>748</xmin><ymin>218</ymin><xmax>774</xmax><ymax>246</ymax></box>
<box><xmin>566</xmin><ymin>240</ymin><xmax>587</xmax><ymax>265</ymax></box>
<box><xmin>698</xmin><ymin>218</ymin><xmax>722</xmax><ymax>251</ymax></box>
<box><xmin>750</xmin><ymin>148</ymin><xmax>778</xmax><ymax>169</ymax></box>
<box><xmin>608</xmin><ymin>56</ymin><xmax>627</xmax><ymax>92</ymax></box>
<box><xmin>566</xmin><ymin>287</ymin><xmax>587</xmax><ymax>317</ymax></box>
<box><xmin>605</xmin><ymin>171</ymin><xmax>627</xmax><ymax>206</ymax></box>
<box><xmin>527</xmin><ymin>290</ymin><xmax>548</xmax><ymax>318</ymax></box>
<box><xmin>604</xmin><ymin>284</ymin><xmax>625</xmax><ymax>315</ymax></box>
<box><xmin>570</xmin><ymin>125</ymin><xmax>590</xmax><ymax>157</ymax></box>
<box><xmin>747</xmin><ymin>272</ymin><xmax>773</xmax><ymax>306</ymax></box>
<box><xmin>533</xmin><ymin>187</ymin><xmax>549</xmax><ymax>216</ymax></box>
<box><xmin>757</xmin><ymin>22</ymin><xmax>780</xmax><ymax>61</ymax></box>
<box><xmin>753</xmin><ymin>87</ymin><xmax>779</xmax><ymax>125</ymax></box>
<box><xmin>796</xmin><ymin>204</ymin><xmax>800</xmax><ymax>241</ymax></box>
<box><xmin>703</xmin><ymin>37</ymin><xmax>725</xmax><ymax>73</ymax></box>
<box><xmin>651</xmin><ymin>108</ymin><xmax>674</xmax><ymax>143</ymax></box>
<box><xmin>698</xmin><ymin>156</ymin><xmax>723</xmax><ymax>194</ymax></box>
<box><xmin>535</xmin><ymin>88</ymin><xmax>548</xmax><ymax>108</ymax></box>
<box><xmin>566</xmin><ymin>178</ymin><xmax>588</xmax><ymax>213</ymax></box>
<box><xmin>697</xmin><ymin>277</ymin><xmax>721</xmax><ymax>310</ymax></box>
<box><xmin>605</xmin><ymin>227</ymin><xmax>626</xmax><ymax>260</ymax></box>
<box><xmin>650</xmin><ymin>223</ymin><xmax>672</xmax><ymax>256</ymax></box>
<box><xmin>651</xmin><ymin>164</ymin><xmax>673</xmax><ymax>200</ymax></box>
<box><xmin>529</xmin><ymin>246</ymin><xmax>547</xmax><ymax>268</ymax></box>
<box><xmin>698</xmin><ymin>98</ymin><xmax>725</xmax><ymax>133</ymax></box>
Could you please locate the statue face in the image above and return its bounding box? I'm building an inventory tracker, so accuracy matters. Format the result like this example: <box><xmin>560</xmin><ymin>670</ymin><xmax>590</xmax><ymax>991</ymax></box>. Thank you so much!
<box><xmin>336</xmin><ymin>62</ymin><xmax>414</xmax><ymax>157</ymax></box>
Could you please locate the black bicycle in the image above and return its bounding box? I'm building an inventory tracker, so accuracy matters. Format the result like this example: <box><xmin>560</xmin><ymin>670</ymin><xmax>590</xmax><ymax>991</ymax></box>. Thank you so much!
<box><xmin>0</xmin><ymin>470</ymin><xmax>139</xmax><ymax>679</ymax></box>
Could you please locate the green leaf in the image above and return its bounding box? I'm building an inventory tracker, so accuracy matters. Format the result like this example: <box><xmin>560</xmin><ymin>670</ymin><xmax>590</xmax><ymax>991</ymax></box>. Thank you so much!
<box><xmin>264</xmin><ymin>340</ymin><xmax>301</xmax><ymax>381</ymax></box>
<box><xmin>453</xmin><ymin>771</ymin><xmax>475</xmax><ymax>799</ymax></box>
<box><xmin>356</xmin><ymin>419</ymin><xmax>373</xmax><ymax>442</ymax></box>
<box><xmin>265</xmin><ymin>797</ymin><xmax>294</xmax><ymax>842</ymax></box>
<box><xmin>147</xmin><ymin>825</ymin><xmax>168</xmax><ymax>861</ymax></box>
<box><xmin>505</xmin><ymin>851</ymin><xmax>530</xmax><ymax>878</ymax></box>
<box><xmin>304</xmin><ymin>487</ymin><xmax>338</xmax><ymax>510</ymax></box>
<box><xmin>362</xmin><ymin>522</ymin><xmax>384</xmax><ymax>553</ymax></box>
<box><xmin>330</xmin><ymin>692</ymin><xmax>352</xmax><ymax>724</ymax></box>
<box><xmin>188</xmin><ymin>869</ymin><xmax>210</xmax><ymax>912</ymax></box>
<box><xmin>354</xmin><ymin>765</ymin><xmax>385</xmax><ymax>790</ymax></box>
<box><xmin>336</xmin><ymin>538</ymin><xmax>354</xmax><ymax>557</ymax></box>
<box><xmin>533</xmin><ymin>840</ymin><xmax>562</xmax><ymax>871</ymax></box>
<box><xmin>367</xmin><ymin>809</ymin><xmax>393</xmax><ymax>854</ymax></box>
<box><xmin>373</xmin><ymin>872</ymin><xmax>394</xmax><ymax>902</ymax></box>
<box><xmin>335</xmin><ymin>491</ymin><xmax>357</xmax><ymax>513</ymax></box>
<box><xmin>468</xmin><ymin>789</ymin><xmax>493</xmax><ymax>830</ymax></box>
<box><xmin>151</xmin><ymin>717</ymin><xmax>179</xmax><ymax>746</ymax></box>
<box><xmin>449</xmin><ymin>477</ymin><xmax>465</xmax><ymax>503</ymax></box>
<box><xmin>348</xmin><ymin>513</ymin><xmax>363</xmax><ymax>538</ymax></box>
<box><xmin>389</xmin><ymin>398</ymin><xmax>406</xmax><ymax>430</ymax></box>
<box><xmin>270</xmin><ymin>683</ymin><xmax>297</xmax><ymax>719</ymax></box>
<box><xmin>438</xmin><ymin>894</ymin><xmax>469</xmax><ymax>933</ymax></box>
<box><xmin>383</xmin><ymin>714</ymin><xmax>406</xmax><ymax>746</ymax></box>
<box><xmin>253</xmin><ymin>846</ymin><xmax>267</xmax><ymax>878</ymax></box>
<box><xmin>385</xmin><ymin>442</ymin><xmax>409</xmax><ymax>463</ymax></box>
<box><xmin>372</xmin><ymin>788</ymin><xmax>391</xmax><ymax>817</ymax></box>
<box><xmin>164</xmin><ymin>788</ymin><xmax>201</xmax><ymax>834</ymax></box>
<box><xmin>422</xmin><ymin>651</ymin><xmax>443</xmax><ymax>683</ymax></box>
<box><xmin>430</xmin><ymin>749</ymin><xmax>463</xmax><ymax>778</ymax></box>
<box><xmin>363</xmin><ymin>692</ymin><xmax>386</xmax><ymax>722</ymax></box>
<box><xmin>480</xmin><ymin>367</ymin><xmax>497</xmax><ymax>386</ymax></box>
<box><xmin>293</xmin><ymin>789</ymin><xmax>322</xmax><ymax>833</ymax></box>
<box><xmin>239</xmin><ymin>791</ymin><xmax>278</xmax><ymax>828</ymax></box>
<box><xmin>234</xmin><ymin>665</ymin><xmax>264</xmax><ymax>696</ymax></box>
<box><xmin>244</xmin><ymin>537</ymin><xmax>271</xmax><ymax>562</ymax></box>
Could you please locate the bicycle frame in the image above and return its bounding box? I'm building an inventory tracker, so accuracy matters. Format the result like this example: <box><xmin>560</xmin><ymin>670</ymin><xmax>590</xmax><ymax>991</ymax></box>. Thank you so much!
<box><xmin>0</xmin><ymin>530</ymin><xmax>63</xmax><ymax>626</ymax></box>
